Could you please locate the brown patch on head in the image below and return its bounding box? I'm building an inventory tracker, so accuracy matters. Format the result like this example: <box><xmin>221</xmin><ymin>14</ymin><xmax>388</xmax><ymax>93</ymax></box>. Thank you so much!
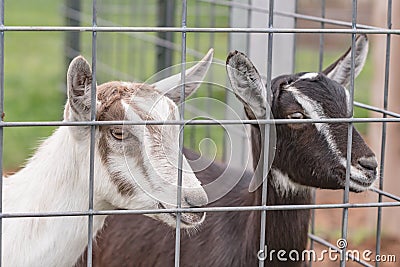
<box><xmin>96</xmin><ymin>81</ymin><xmax>159</xmax><ymax>197</ymax></box>
<box><xmin>108</xmin><ymin>170</ymin><xmax>136</xmax><ymax>197</ymax></box>
<box><xmin>167</xmin><ymin>101</ymin><xmax>177</xmax><ymax>120</ymax></box>
<box><xmin>96</xmin><ymin>82</ymin><xmax>157</xmax><ymax>121</ymax></box>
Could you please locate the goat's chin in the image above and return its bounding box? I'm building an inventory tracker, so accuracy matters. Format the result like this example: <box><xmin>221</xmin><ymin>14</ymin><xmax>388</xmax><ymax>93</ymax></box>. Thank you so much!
<box><xmin>333</xmin><ymin>177</ymin><xmax>375</xmax><ymax>193</ymax></box>
<box><xmin>147</xmin><ymin>213</ymin><xmax>206</xmax><ymax>229</ymax></box>
<box><xmin>147</xmin><ymin>203</ymin><xmax>206</xmax><ymax>229</ymax></box>
<box><xmin>348</xmin><ymin>180</ymin><xmax>375</xmax><ymax>193</ymax></box>
<box><xmin>325</xmin><ymin>168</ymin><xmax>376</xmax><ymax>193</ymax></box>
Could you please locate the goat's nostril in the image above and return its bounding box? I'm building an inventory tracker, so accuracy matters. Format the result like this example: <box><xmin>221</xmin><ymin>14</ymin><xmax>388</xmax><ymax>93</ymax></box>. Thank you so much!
<box><xmin>183</xmin><ymin>191</ymin><xmax>208</xmax><ymax>208</ymax></box>
<box><xmin>358</xmin><ymin>156</ymin><xmax>378</xmax><ymax>171</ymax></box>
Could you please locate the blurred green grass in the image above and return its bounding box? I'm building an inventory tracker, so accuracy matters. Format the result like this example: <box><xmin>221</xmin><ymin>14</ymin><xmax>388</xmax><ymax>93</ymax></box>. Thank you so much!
<box><xmin>4</xmin><ymin>0</ymin><xmax>64</xmax><ymax>170</ymax></box>
<box><xmin>2</xmin><ymin>1</ymin><xmax>373</xmax><ymax>171</ymax></box>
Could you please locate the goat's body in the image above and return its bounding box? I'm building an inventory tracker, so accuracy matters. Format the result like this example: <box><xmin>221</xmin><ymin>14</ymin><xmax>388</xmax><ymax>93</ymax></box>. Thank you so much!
<box><xmin>78</xmin><ymin>148</ymin><xmax>311</xmax><ymax>267</ymax></box>
<box><xmin>3</xmin><ymin>127</ymin><xmax>109</xmax><ymax>266</ymax></box>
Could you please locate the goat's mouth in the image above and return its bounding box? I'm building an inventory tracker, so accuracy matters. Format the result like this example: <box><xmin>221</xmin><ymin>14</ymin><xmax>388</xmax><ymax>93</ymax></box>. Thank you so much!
<box><xmin>157</xmin><ymin>202</ymin><xmax>206</xmax><ymax>226</ymax></box>
<box><xmin>332</xmin><ymin>165</ymin><xmax>376</xmax><ymax>192</ymax></box>
<box><xmin>341</xmin><ymin>173</ymin><xmax>376</xmax><ymax>192</ymax></box>
<box><xmin>347</xmin><ymin>176</ymin><xmax>375</xmax><ymax>192</ymax></box>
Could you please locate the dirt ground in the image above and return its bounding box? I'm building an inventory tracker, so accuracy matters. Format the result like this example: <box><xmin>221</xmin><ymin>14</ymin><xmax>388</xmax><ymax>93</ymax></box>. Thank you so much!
<box><xmin>309</xmin><ymin>190</ymin><xmax>400</xmax><ymax>266</ymax></box>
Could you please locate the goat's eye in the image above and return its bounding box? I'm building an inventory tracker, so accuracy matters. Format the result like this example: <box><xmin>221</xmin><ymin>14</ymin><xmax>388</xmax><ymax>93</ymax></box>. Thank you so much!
<box><xmin>287</xmin><ymin>112</ymin><xmax>305</xmax><ymax>120</ymax></box>
<box><xmin>110</xmin><ymin>128</ymin><xmax>131</xmax><ymax>140</ymax></box>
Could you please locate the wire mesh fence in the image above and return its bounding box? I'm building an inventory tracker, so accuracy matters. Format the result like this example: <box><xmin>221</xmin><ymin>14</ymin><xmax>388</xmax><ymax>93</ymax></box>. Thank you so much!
<box><xmin>0</xmin><ymin>0</ymin><xmax>399</xmax><ymax>266</ymax></box>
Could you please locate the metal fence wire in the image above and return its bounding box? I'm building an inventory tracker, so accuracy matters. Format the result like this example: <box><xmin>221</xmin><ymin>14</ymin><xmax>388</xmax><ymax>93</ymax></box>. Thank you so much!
<box><xmin>0</xmin><ymin>0</ymin><xmax>399</xmax><ymax>266</ymax></box>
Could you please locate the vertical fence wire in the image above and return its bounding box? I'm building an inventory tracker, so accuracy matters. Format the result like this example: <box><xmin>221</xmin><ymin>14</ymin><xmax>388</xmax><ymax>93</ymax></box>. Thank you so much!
<box><xmin>241</xmin><ymin>0</ymin><xmax>252</xmax><ymax>165</ymax></box>
<box><xmin>0</xmin><ymin>0</ymin><xmax>4</xmax><ymax>265</ymax></box>
<box><xmin>309</xmin><ymin>2</ymin><xmax>326</xmax><ymax>265</ymax></box>
<box><xmin>258</xmin><ymin>1</ymin><xmax>274</xmax><ymax>266</ymax></box>
<box><xmin>375</xmin><ymin>1</ymin><xmax>392</xmax><ymax>266</ymax></box>
<box><xmin>175</xmin><ymin>1</ymin><xmax>188</xmax><ymax>266</ymax></box>
<box><xmin>340</xmin><ymin>1</ymin><xmax>358</xmax><ymax>266</ymax></box>
<box><xmin>291</xmin><ymin>0</ymin><xmax>298</xmax><ymax>74</ymax></box>
<box><xmin>189</xmin><ymin>0</ymin><xmax>201</xmax><ymax>151</ymax></box>
<box><xmin>87</xmin><ymin>0</ymin><xmax>97</xmax><ymax>266</ymax></box>
<box><xmin>318</xmin><ymin>0</ymin><xmax>326</xmax><ymax>72</ymax></box>
<box><xmin>204</xmin><ymin>1</ymin><xmax>216</xmax><ymax>158</ymax></box>
<box><xmin>246</xmin><ymin>0</ymin><xmax>252</xmax><ymax>52</ymax></box>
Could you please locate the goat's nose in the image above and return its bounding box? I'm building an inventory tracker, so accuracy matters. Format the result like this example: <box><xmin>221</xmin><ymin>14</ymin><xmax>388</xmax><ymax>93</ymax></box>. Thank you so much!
<box><xmin>358</xmin><ymin>156</ymin><xmax>378</xmax><ymax>171</ymax></box>
<box><xmin>183</xmin><ymin>188</ymin><xmax>208</xmax><ymax>208</ymax></box>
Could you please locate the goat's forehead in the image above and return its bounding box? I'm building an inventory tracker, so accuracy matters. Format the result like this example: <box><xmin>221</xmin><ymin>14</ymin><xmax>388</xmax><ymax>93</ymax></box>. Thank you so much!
<box><xmin>96</xmin><ymin>81</ymin><xmax>177</xmax><ymax>121</ymax></box>
<box><xmin>280</xmin><ymin>72</ymin><xmax>347</xmax><ymax>99</ymax></box>
<box><xmin>273</xmin><ymin>72</ymin><xmax>349</xmax><ymax>118</ymax></box>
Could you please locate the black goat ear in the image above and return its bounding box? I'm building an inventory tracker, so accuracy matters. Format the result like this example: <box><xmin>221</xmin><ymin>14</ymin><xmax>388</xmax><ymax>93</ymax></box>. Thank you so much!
<box><xmin>322</xmin><ymin>34</ymin><xmax>369</xmax><ymax>87</ymax></box>
<box><xmin>226</xmin><ymin>51</ymin><xmax>275</xmax><ymax>192</ymax></box>
<box><xmin>226</xmin><ymin>50</ymin><xmax>271</xmax><ymax>120</ymax></box>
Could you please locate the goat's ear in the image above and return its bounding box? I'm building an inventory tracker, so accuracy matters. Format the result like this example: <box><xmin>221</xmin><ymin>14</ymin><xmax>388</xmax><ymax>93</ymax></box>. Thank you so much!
<box><xmin>65</xmin><ymin>56</ymin><xmax>93</xmax><ymax>122</ymax></box>
<box><xmin>322</xmin><ymin>34</ymin><xmax>369</xmax><ymax>87</ymax></box>
<box><xmin>152</xmin><ymin>48</ymin><xmax>214</xmax><ymax>103</ymax></box>
<box><xmin>226</xmin><ymin>50</ymin><xmax>269</xmax><ymax>120</ymax></box>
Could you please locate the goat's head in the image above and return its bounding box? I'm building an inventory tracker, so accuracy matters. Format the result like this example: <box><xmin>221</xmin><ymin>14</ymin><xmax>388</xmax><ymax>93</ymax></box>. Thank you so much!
<box><xmin>226</xmin><ymin>35</ymin><xmax>377</xmax><ymax>193</ymax></box>
<box><xmin>64</xmin><ymin>49</ymin><xmax>214</xmax><ymax>228</ymax></box>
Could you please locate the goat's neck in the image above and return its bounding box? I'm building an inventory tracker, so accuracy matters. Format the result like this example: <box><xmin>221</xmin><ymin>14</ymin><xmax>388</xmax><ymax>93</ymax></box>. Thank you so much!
<box><xmin>250</xmin><ymin>124</ymin><xmax>312</xmax><ymax>202</ymax></box>
<box><xmin>249</xmin><ymin>124</ymin><xmax>312</xmax><ymax>260</ymax></box>
<box><xmin>3</xmin><ymin>127</ymin><xmax>110</xmax><ymax>267</ymax></box>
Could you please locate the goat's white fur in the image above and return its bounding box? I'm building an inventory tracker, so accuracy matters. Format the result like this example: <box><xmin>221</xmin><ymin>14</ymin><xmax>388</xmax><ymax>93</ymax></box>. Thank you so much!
<box><xmin>2</xmin><ymin>49</ymin><xmax>214</xmax><ymax>266</ymax></box>
<box><xmin>270</xmin><ymin>168</ymin><xmax>308</xmax><ymax>197</ymax></box>
<box><xmin>3</xmin><ymin>127</ymin><xmax>110</xmax><ymax>267</ymax></box>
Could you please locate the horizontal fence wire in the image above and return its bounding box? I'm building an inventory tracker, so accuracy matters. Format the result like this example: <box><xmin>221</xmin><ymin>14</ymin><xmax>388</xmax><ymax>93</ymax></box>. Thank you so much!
<box><xmin>2</xmin><ymin>117</ymin><xmax>400</xmax><ymax>127</ymax></box>
<box><xmin>1</xmin><ymin>199</ymin><xmax>400</xmax><ymax>219</ymax></box>
<box><xmin>2</xmin><ymin>26</ymin><xmax>400</xmax><ymax>34</ymax></box>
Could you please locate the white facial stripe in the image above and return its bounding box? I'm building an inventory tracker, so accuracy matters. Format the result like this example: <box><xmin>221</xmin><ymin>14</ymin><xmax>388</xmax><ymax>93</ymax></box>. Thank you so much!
<box><xmin>122</xmin><ymin>101</ymin><xmax>142</xmax><ymax>122</ymax></box>
<box><xmin>299</xmin><ymin>72</ymin><xmax>319</xmax><ymax>80</ymax></box>
<box><xmin>120</xmin><ymin>82</ymin><xmax>134</xmax><ymax>89</ymax></box>
<box><xmin>155</xmin><ymin>97</ymin><xmax>176</xmax><ymax>121</ymax></box>
<box><xmin>286</xmin><ymin>87</ymin><xmax>372</xmax><ymax>188</ymax></box>
<box><xmin>283</xmin><ymin>73</ymin><xmax>319</xmax><ymax>90</ymax></box>
<box><xmin>134</xmin><ymin>96</ymin><xmax>175</xmax><ymax>121</ymax></box>
<box><xmin>343</xmin><ymin>87</ymin><xmax>351</xmax><ymax>116</ymax></box>
<box><xmin>286</xmin><ymin>86</ymin><xmax>341</xmax><ymax>157</ymax></box>
<box><xmin>132</xmin><ymin>97</ymin><xmax>153</xmax><ymax>115</ymax></box>
<box><xmin>270</xmin><ymin>168</ymin><xmax>308</xmax><ymax>196</ymax></box>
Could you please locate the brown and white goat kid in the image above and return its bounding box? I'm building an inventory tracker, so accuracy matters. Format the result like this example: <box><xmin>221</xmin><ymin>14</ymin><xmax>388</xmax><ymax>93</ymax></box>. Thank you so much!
<box><xmin>3</xmin><ymin>49</ymin><xmax>214</xmax><ymax>267</ymax></box>
<box><xmin>76</xmin><ymin>35</ymin><xmax>377</xmax><ymax>267</ymax></box>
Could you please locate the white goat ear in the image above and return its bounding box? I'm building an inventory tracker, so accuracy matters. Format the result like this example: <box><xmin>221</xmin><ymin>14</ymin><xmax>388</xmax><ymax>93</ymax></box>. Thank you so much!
<box><xmin>152</xmin><ymin>48</ymin><xmax>214</xmax><ymax>103</ymax></box>
<box><xmin>66</xmin><ymin>56</ymin><xmax>93</xmax><ymax>122</ymax></box>
<box><xmin>226</xmin><ymin>50</ymin><xmax>268</xmax><ymax>120</ymax></box>
<box><xmin>323</xmin><ymin>34</ymin><xmax>369</xmax><ymax>87</ymax></box>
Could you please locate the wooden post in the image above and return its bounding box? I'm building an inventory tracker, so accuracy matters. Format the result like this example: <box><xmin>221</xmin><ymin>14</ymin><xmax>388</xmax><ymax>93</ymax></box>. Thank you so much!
<box><xmin>156</xmin><ymin>0</ymin><xmax>176</xmax><ymax>75</ymax></box>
